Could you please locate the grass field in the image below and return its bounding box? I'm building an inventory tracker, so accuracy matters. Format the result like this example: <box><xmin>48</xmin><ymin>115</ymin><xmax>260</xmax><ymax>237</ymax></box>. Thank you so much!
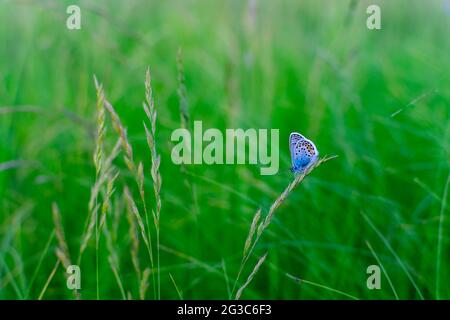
<box><xmin>0</xmin><ymin>0</ymin><xmax>449</xmax><ymax>300</ymax></box>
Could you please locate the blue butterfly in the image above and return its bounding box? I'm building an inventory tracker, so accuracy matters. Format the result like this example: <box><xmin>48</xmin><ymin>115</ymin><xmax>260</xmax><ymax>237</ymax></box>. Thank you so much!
<box><xmin>289</xmin><ymin>132</ymin><xmax>319</xmax><ymax>174</ymax></box>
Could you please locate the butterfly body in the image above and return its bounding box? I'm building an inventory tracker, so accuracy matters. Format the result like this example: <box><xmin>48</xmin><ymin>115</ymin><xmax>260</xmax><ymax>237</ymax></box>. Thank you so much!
<box><xmin>289</xmin><ymin>132</ymin><xmax>319</xmax><ymax>174</ymax></box>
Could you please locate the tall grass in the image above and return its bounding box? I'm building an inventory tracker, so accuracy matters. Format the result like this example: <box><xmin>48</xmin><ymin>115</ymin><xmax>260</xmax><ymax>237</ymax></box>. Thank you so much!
<box><xmin>0</xmin><ymin>0</ymin><xmax>449</xmax><ymax>300</ymax></box>
<box><xmin>143</xmin><ymin>68</ymin><xmax>163</xmax><ymax>300</ymax></box>
<box><xmin>52</xmin><ymin>202</ymin><xmax>80</xmax><ymax>299</ymax></box>
<box><xmin>435</xmin><ymin>172</ymin><xmax>450</xmax><ymax>299</ymax></box>
<box><xmin>80</xmin><ymin>68</ymin><xmax>163</xmax><ymax>299</ymax></box>
<box><xmin>234</xmin><ymin>156</ymin><xmax>337</xmax><ymax>299</ymax></box>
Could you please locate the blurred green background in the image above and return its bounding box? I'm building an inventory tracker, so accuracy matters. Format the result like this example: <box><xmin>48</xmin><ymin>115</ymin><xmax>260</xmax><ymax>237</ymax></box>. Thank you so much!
<box><xmin>0</xmin><ymin>0</ymin><xmax>449</xmax><ymax>299</ymax></box>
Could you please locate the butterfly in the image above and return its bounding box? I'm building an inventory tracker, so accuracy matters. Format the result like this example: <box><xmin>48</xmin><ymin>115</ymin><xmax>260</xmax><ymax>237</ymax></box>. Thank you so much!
<box><xmin>289</xmin><ymin>132</ymin><xmax>319</xmax><ymax>174</ymax></box>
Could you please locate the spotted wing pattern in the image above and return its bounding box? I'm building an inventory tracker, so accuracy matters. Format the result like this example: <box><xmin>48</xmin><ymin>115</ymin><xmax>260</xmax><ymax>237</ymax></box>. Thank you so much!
<box><xmin>289</xmin><ymin>132</ymin><xmax>319</xmax><ymax>174</ymax></box>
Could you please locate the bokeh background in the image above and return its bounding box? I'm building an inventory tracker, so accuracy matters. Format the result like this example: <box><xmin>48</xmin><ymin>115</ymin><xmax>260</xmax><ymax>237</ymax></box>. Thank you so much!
<box><xmin>0</xmin><ymin>0</ymin><xmax>449</xmax><ymax>299</ymax></box>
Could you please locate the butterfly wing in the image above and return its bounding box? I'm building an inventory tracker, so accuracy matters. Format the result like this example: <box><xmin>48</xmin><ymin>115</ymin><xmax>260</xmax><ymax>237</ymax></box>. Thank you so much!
<box><xmin>289</xmin><ymin>132</ymin><xmax>305</xmax><ymax>169</ymax></box>
<box><xmin>302</xmin><ymin>138</ymin><xmax>319</xmax><ymax>163</ymax></box>
<box><xmin>289</xmin><ymin>133</ymin><xmax>319</xmax><ymax>174</ymax></box>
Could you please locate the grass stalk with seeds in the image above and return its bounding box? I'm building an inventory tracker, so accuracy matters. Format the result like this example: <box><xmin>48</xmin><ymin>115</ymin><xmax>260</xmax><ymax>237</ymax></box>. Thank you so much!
<box><xmin>100</xmin><ymin>79</ymin><xmax>157</xmax><ymax>299</ymax></box>
<box><xmin>143</xmin><ymin>67</ymin><xmax>163</xmax><ymax>300</ymax></box>
<box><xmin>52</xmin><ymin>202</ymin><xmax>80</xmax><ymax>299</ymax></box>
<box><xmin>94</xmin><ymin>77</ymin><xmax>105</xmax><ymax>299</ymax></box>
<box><xmin>233</xmin><ymin>155</ymin><xmax>338</xmax><ymax>299</ymax></box>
